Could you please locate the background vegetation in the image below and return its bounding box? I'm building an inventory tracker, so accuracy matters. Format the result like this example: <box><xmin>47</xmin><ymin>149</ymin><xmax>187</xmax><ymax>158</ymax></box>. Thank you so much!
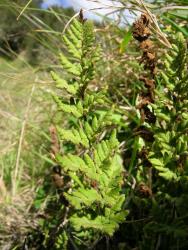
<box><xmin>0</xmin><ymin>0</ymin><xmax>188</xmax><ymax>249</ymax></box>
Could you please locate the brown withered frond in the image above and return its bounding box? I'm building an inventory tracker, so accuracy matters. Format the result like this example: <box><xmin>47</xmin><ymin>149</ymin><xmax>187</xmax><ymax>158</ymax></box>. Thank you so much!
<box><xmin>133</xmin><ymin>14</ymin><xmax>151</xmax><ymax>42</ymax></box>
<box><xmin>132</xmin><ymin>14</ymin><xmax>157</xmax><ymax>125</ymax></box>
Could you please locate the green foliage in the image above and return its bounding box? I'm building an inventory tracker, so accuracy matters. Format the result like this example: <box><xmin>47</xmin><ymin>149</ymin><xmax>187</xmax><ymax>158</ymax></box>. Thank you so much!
<box><xmin>55</xmin><ymin>231</ymin><xmax>68</xmax><ymax>250</ymax></box>
<box><xmin>149</xmin><ymin>33</ymin><xmax>188</xmax><ymax>181</ymax></box>
<box><xmin>47</xmin><ymin>17</ymin><xmax>127</xmax><ymax>248</ymax></box>
<box><xmin>2</xmin><ymin>2</ymin><xmax>188</xmax><ymax>249</ymax></box>
<box><xmin>133</xmin><ymin>33</ymin><xmax>188</xmax><ymax>249</ymax></box>
<box><xmin>37</xmin><ymin>13</ymin><xmax>188</xmax><ymax>250</ymax></box>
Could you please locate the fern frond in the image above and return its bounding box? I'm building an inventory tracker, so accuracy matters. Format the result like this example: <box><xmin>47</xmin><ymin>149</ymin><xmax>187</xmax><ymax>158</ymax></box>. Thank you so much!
<box><xmin>50</xmin><ymin>16</ymin><xmax>126</xmax><ymax>245</ymax></box>
<box><xmin>82</xmin><ymin>21</ymin><xmax>95</xmax><ymax>53</ymax></box>
<box><xmin>71</xmin><ymin>19</ymin><xmax>82</xmax><ymax>38</ymax></box>
<box><xmin>57</xmin><ymin>127</ymin><xmax>89</xmax><ymax>148</ymax></box>
<box><xmin>62</xmin><ymin>35</ymin><xmax>82</xmax><ymax>59</ymax></box>
<box><xmin>64</xmin><ymin>187</ymin><xmax>102</xmax><ymax>209</ymax></box>
<box><xmin>60</xmin><ymin>53</ymin><xmax>81</xmax><ymax>76</ymax></box>
<box><xmin>57</xmin><ymin>153</ymin><xmax>98</xmax><ymax>180</ymax></box>
<box><xmin>144</xmin><ymin>33</ymin><xmax>188</xmax><ymax>181</ymax></box>
<box><xmin>51</xmin><ymin>71</ymin><xmax>78</xmax><ymax>94</ymax></box>
<box><xmin>70</xmin><ymin>209</ymin><xmax>128</xmax><ymax>236</ymax></box>
<box><xmin>149</xmin><ymin>157</ymin><xmax>178</xmax><ymax>180</ymax></box>
<box><xmin>53</xmin><ymin>95</ymin><xmax>83</xmax><ymax>118</ymax></box>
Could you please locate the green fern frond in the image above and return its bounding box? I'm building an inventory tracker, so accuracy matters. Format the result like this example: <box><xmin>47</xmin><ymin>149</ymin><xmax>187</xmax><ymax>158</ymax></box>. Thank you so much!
<box><xmin>50</xmin><ymin>16</ymin><xmax>126</xmax><ymax>245</ymax></box>
<box><xmin>51</xmin><ymin>71</ymin><xmax>78</xmax><ymax>94</ymax></box>
<box><xmin>60</xmin><ymin>53</ymin><xmax>81</xmax><ymax>76</ymax></box>
<box><xmin>57</xmin><ymin>127</ymin><xmax>89</xmax><ymax>148</ymax></box>
<box><xmin>144</xmin><ymin>33</ymin><xmax>188</xmax><ymax>181</ymax></box>
<box><xmin>62</xmin><ymin>35</ymin><xmax>81</xmax><ymax>59</ymax></box>
<box><xmin>53</xmin><ymin>95</ymin><xmax>83</xmax><ymax>118</ymax></box>
<box><xmin>70</xmin><ymin>209</ymin><xmax>128</xmax><ymax>236</ymax></box>
<box><xmin>65</xmin><ymin>187</ymin><xmax>102</xmax><ymax>209</ymax></box>
<box><xmin>149</xmin><ymin>157</ymin><xmax>178</xmax><ymax>180</ymax></box>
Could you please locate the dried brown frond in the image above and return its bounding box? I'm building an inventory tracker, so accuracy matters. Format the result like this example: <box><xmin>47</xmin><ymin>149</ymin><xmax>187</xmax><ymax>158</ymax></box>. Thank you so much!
<box><xmin>133</xmin><ymin>14</ymin><xmax>157</xmax><ymax>125</ymax></box>
<box><xmin>137</xmin><ymin>182</ymin><xmax>152</xmax><ymax>197</ymax></box>
<box><xmin>140</xmin><ymin>39</ymin><xmax>154</xmax><ymax>51</ymax></box>
<box><xmin>132</xmin><ymin>14</ymin><xmax>151</xmax><ymax>42</ymax></box>
<box><xmin>137</xmin><ymin>95</ymin><xmax>153</xmax><ymax>109</ymax></box>
<box><xmin>139</xmin><ymin>76</ymin><xmax>155</xmax><ymax>90</ymax></box>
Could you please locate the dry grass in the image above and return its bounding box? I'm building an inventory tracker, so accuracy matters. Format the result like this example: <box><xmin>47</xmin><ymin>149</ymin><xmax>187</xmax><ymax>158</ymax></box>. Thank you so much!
<box><xmin>0</xmin><ymin>55</ymin><xmax>55</xmax><ymax>249</ymax></box>
<box><xmin>0</xmin><ymin>188</ymin><xmax>36</xmax><ymax>249</ymax></box>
